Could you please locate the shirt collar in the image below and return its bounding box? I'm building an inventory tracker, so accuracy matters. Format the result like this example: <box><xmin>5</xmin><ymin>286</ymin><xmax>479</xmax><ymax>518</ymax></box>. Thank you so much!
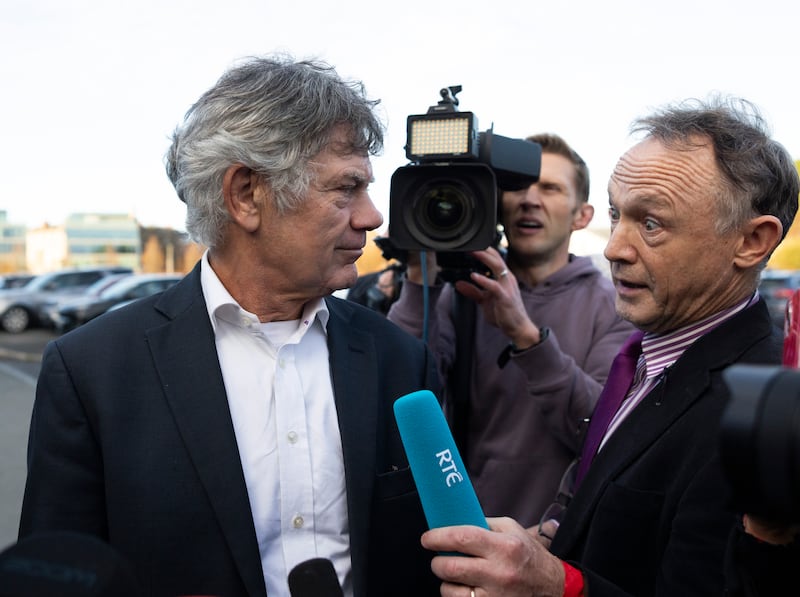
<box><xmin>640</xmin><ymin>290</ymin><xmax>760</xmax><ymax>379</ymax></box>
<box><xmin>199</xmin><ymin>250</ymin><xmax>329</xmax><ymax>334</ymax></box>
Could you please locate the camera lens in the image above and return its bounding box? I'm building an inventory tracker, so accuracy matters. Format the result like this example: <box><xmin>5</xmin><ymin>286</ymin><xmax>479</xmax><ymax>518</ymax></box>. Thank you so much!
<box><xmin>407</xmin><ymin>179</ymin><xmax>487</xmax><ymax>250</ymax></box>
<box><xmin>420</xmin><ymin>185</ymin><xmax>469</xmax><ymax>237</ymax></box>
<box><xmin>389</xmin><ymin>162</ymin><xmax>498</xmax><ymax>252</ymax></box>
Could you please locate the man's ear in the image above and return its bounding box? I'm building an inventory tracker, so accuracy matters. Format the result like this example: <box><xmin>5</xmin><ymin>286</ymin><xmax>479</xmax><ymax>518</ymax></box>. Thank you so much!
<box><xmin>571</xmin><ymin>202</ymin><xmax>595</xmax><ymax>232</ymax></box>
<box><xmin>222</xmin><ymin>164</ymin><xmax>261</xmax><ymax>233</ymax></box>
<box><xmin>734</xmin><ymin>215</ymin><xmax>783</xmax><ymax>268</ymax></box>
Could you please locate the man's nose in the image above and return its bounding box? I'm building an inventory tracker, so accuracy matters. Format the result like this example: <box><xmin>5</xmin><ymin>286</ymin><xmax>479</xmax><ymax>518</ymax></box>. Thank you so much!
<box><xmin>604</xmin><ymin>221</ymin><xmax>635</xmax><ymax>263</ymax></box>
<box><xmin>355</xmin><ymin>193</ymin><xmax>384</xmax><ymax>231</ymax></box>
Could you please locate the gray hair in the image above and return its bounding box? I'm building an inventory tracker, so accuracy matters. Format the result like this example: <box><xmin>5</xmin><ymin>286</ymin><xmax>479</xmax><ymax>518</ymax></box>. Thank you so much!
<box><xmin>631</xmin><ymin>96</ymin><xmax>798</xmax><ymax>244</ymax></box>
<box><xmin>165</xmin><ymin>54</ymin><xmax>385</xmax><ymax>247</ymax></box>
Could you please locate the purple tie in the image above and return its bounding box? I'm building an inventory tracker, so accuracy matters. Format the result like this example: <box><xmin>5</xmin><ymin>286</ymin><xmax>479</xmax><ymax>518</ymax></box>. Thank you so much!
<box><xmin>575</xmin><ymin>330</ymin><xmax>645</xmax><ymax>487</ymax></box>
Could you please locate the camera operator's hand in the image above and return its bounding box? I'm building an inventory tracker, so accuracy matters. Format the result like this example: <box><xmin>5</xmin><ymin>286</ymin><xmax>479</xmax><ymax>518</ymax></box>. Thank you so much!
<box><xmin>404</xmin><ymin>250</ymin><xmax>439</xmax><ymax>286</ymax></box>
<box><xmin>454</xmin><ymin>248</ymin><xmax>544</xmax><ymax>350</ymax></box>
<box><xmin>743</xmin><ymin>514</ymin><xmax>800</xmax><ymax>545</ymax></box>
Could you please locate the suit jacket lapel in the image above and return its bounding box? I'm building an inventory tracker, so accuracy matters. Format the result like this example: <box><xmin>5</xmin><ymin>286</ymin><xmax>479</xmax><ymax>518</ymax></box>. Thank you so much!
<box><xmin>325</xmin><ymin>298</ymin><xmax>378</xmax><ymax>596</ymax></box>
<box><xmin>554</xmin><ymin>299</ymin><xmax>777</xmax><ymax>555</ymax></box>
<box><xmin>146</xmin><ymin>265</ymin><xmax>267</xmax><ymax>596</ymax></box>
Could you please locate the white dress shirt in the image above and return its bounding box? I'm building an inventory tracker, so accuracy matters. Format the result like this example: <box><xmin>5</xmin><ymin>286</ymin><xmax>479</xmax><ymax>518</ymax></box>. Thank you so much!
<box><xmin>200</xmin><ymin>252</ymin><xmax>352</xmax><ymax>597</ymax></box>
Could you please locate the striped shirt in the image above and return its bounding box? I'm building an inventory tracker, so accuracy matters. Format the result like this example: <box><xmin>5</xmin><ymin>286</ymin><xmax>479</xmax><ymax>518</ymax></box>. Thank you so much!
<box><xmin>599</xmin><ymin>292</ymin><xmax>760</xmax><ymax>452</ymax></box>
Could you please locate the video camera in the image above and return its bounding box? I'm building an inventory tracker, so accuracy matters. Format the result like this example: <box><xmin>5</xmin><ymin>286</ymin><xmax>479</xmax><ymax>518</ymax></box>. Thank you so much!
<box><xmin>383</xmin><ymin>86</ymin><xmax>541</xmax><ymax>281</ymax></box>
<box><xmin>721</xmin><ymin>364</ymin><xmax>800</xmax><ymax>523</ymax></box>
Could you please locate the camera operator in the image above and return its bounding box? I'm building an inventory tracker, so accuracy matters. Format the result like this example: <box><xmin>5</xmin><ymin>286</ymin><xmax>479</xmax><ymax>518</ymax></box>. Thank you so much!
<box><xmin>388</xmin><ymin>133</ymin><xmax>634</xmax><ymax>526</ymax></box>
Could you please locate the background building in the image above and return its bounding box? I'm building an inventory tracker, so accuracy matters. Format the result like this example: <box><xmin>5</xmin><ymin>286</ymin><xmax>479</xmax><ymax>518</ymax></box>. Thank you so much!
<box><xmin>24</xmin><ymin>214</ymin><xmax>139</xmax><ymax>274</ymax></box>
<box><xmin>0</xmin><ymin>212</ymin><xmax>202</xmax><ymax>275</ymax></box>
<box><xmin>25</xmin><ymin>224</ymin><xmax>68</xmax><ymax>274</ymax></box>
<box><xmin>0</xmin><ymin>211</ymin><xmax>26</xmax><ymax>274</ymax></box>
<box><xmin>140</xmin><ymin>227</ymin><xmax>204</xmax><ymax>274</ymax></box>
<box><xmin>64</xmin><ymin>213</ymin><xmax>140</xmax><ymax>270</ymax></box>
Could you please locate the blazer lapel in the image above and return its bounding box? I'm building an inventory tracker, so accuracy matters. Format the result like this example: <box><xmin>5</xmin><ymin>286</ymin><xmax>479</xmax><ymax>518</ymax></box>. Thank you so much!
<box><xmin>554</xmin><ymin>299</ymin><xmax>777</xmax><ymax>556</ymax></box>
<box><xmin>325</xmin><ymin>299</ymin><xmax>378</xmax><ymax>596</ymax></box>
<box><xmin>146</xmin><ymin>266</ymin><xmax>267</xmax><ymax>596</ymax></box>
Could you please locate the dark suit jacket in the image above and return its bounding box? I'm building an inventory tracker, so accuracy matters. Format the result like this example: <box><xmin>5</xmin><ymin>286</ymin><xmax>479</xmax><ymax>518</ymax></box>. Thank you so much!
<box><xmin>550</xmin><ymin>299</ymin><xmax>782</xmax><ymax>597</ymax></box>
<box><xmin>19</xmin><ymin>262</ymin><xmax>441</xmax><ymax>597</ymax></box>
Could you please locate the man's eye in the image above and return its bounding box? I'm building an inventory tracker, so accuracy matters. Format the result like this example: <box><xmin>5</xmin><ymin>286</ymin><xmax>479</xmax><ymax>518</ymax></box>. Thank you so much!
<box><xmin>342</xmin><ymin>181</ymin><xmax>368</xmax><ymax>194</ymax></box>
<box><xmin>644</xmin><ymin>219</ymin><xmax>659</xmax><ymax>232</ymax></box>
<box><xmin>608</xmin><ymin>207</ymin><xmax>619</xmax><ymax>221</ymax></box>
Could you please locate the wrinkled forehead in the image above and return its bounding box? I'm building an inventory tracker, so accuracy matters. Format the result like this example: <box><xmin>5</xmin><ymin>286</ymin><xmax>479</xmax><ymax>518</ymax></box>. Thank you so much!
<box><xmin>609</xmin><ymin>136</ymin><xmax>721</xmax><ymax>199</ymax></box>
<box><xmin>309</xmin><ymin>130</ymin><xmax>374</xmax><ymax>183</ymax></box>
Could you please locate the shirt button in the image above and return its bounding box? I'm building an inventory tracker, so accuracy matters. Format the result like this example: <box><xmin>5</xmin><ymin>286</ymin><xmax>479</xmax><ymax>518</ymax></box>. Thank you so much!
<box><xmin>292</xmin><ymin>515</ymin><xmax>304</xmax><ymax>529</ymax></box>
<box><xmin>287</xmin><ymin>431</ymin><xmax>298</xmax><ymax>444</ymax></box>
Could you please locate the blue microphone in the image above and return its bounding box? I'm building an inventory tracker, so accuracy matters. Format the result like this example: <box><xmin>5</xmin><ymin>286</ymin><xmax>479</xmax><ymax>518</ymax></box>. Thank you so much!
<box><xmin>393</xmin><ymin>390</ymin><xmax>488</xmax><ymax>530</ymax></box>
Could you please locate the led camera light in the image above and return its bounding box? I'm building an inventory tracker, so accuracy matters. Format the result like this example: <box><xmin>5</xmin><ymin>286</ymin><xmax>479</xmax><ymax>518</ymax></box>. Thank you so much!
<box><xmin>408</xmin><ymin>115</ymin><xmax>474</xmax><ymax>158</ymax></box>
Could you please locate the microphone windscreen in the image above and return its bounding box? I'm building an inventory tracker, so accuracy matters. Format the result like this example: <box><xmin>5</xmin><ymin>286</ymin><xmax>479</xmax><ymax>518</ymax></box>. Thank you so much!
<box><xmin>393</xmin><ymin>390</ymin><xmax>488</xmax><ymax>530</ymax></box>
<box><xmin>287</xmin><ymin>558</ymin><xmax>343</xmax><ymax>597</ymax></box>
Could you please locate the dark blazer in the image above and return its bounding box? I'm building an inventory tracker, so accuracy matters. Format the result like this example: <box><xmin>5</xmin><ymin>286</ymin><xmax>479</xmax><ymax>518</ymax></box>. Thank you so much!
<box><xmin>19</xmin><ymin>261</ymin><xmax>441</xmax><ymax>597</ymax></box>
<box><xmin>550</xmin><ymin>299</ymin><xmax>782</xmax><ymax>597</ymax></box>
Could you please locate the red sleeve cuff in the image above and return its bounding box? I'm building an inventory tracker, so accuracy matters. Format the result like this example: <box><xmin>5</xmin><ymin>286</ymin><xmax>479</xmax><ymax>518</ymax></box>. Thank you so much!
<box><xmin>562</xmin><ymin>561</ymin><xmax>585</xmax><ymax>597</ymax></box>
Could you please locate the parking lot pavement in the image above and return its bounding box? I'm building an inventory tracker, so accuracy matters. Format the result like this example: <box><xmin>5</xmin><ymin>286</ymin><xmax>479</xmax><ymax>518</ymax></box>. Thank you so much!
<box><xmin>0</xmin><ymin>361</ymin><xmax>36</xmax><ymax>550</ymax></box>
<box><xmin>0</xmin><ymin>329</ymin><xmax>55</xmax><ymax>550</ymax></box>
<box><xmin>0</xmin><ymin>328</ymin><xmax>55</xmax><ymax>361</ymax></box>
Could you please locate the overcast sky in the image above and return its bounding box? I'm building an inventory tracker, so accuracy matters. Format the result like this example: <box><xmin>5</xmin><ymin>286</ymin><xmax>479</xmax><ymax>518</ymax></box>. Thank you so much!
<box><xmin>2</xmin><ymin>0</ymin><xmax>798</xmax><ymax>235</ymax></box>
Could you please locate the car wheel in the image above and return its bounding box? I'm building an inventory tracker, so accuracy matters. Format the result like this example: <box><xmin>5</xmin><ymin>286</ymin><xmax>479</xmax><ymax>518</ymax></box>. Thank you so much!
<box><xmin>1</xmin><ymin>306</ymin><xmax>30</xmax><ymax>333</ymax></box>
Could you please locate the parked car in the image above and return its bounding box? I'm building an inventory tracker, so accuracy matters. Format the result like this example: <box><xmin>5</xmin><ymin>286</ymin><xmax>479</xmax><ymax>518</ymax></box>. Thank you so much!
<box><xmin>0</xmin><ymin>266</ymin><xmax>133</xmax><ymax>333</ymax></box>
<box><xmin>0</xmin><ymin>273</ymin><xmax>36</xmax><ymax>290</ymax></box>
<box><xmin>758</xmin><ymin>269</ymin><xmax>800</xmax><ymax>327</ymax></box>
<box><xmin>41</xmin><ymin>273</ymin><xmax>133</xmax><ymax>329</ymax></box>
<box><xmin>53</xmin><ymin>273</ymin><xmax>184</xmax><ymax>332</ymax></box>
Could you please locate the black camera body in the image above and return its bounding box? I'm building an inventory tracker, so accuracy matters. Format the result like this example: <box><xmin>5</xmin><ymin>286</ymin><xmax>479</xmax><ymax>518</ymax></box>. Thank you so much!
<box><xmin>387</xmin><ymin>86</ymin><xmax>541</xmax><ymax>280</ymax></box>
<box><xmin>721</xmin><ymin>364</ymin><xmax>800</xmax><ymax>523</ymax></box>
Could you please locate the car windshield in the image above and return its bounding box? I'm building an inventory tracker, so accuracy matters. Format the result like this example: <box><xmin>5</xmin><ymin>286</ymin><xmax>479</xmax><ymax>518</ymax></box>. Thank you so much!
<box><xmin>19</xmin><ymin>273</ymin><xmax>56</xmax><ymax>292</ymax></box>
<box><xmin>99</xmin><ymin>276</ymin><xmax>178</xmax><ymax>300</ymax></box>
<box><xmin>84</xmin><ymin>274</ymin><xmax>131</xmax><ymax>296</ymax></box>
<box><xmin>0</xmin><ymin>275</ymin><xmax>34</xmax><ymax>289</ymax></box>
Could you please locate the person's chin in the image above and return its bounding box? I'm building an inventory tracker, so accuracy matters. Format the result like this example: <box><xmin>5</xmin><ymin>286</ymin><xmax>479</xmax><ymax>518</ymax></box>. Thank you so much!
<box><xmin>615</xmin><ymin>294</ymin><xmax>650</xmax><ymax>324</ymax></box>
<box><xmin>329</xmin><ymin>267</ymin><xmax>359</xmax><ymax>292</ymax></box>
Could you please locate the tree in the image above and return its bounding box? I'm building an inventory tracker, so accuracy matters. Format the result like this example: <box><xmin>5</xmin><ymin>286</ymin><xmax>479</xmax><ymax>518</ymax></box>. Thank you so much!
<box><xmin>767</xmin><ymin>160</ymin><xmax>800</xmax><ymax>270</ymax></box>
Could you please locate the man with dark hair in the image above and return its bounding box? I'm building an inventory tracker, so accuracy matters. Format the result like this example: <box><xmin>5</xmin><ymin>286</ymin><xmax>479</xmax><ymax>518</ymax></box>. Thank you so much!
<box><xmin>19</xmin><ymin>55</ymin><xmax>440</xmax><ymax>597</ymax></box>
<box><xmin>420</xmin><ymin>97</ymin><xmax>799</xmax><ymax>597</ymax></box>
<box><xmin>388</xmin><ymin>133</ymin><xmax>634</xmax><ymax>526</ymax></box>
